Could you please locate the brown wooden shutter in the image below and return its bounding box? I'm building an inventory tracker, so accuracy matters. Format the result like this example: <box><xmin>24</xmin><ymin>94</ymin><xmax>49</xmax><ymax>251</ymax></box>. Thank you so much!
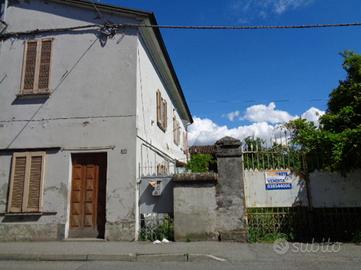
<box><xmin>8</xmin><ymin>152</ymin><xmax>45</xmax><ymax>213</ymax></box>
<box><xmin>25</xmin><ymin>155</ymin><xmax>43</xmax><ymax>212</ymax></box>
<box><xmin>177</xmin><ymin>121</ymin><xmax>180</xmax><ymax>145</ymax></box>
<box><xmin>163</xmin><ymin>100</ymin><xmax>167</xmax><ymax>129</ymax></box>
<box><xmin>8</xmin><ymin>156</ymin><xmax>27</xmax><ymax>213</ymax></box>
<box><xmin>173</xmin><ymin>116</ymin><xmax>176</xmax><ymax>144</ymax></box>
<box><xmin>156</xmin><ymin>91</ymin><xmax>161</xmax><ymax>124</ymax></box>
<box><xmin>23</xmin><ymin>41</ymin><xmax>38</xmax><ymax>92</ymax></box>
<box><xmin>38</xmin><ymin>40</ymin><xmax>52</xmax><ymax>91</ymax></box>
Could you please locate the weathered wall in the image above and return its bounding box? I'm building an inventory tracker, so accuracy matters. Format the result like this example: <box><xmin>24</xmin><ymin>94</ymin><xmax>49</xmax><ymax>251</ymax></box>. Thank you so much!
<box><xmin>173</xmin><ymin>181</ymin><xmax>217</xmax><ymax>241</ymax></box>
<box><xmin>0</xmin><ymin>0</ymin><xmax>139</xmax><ymax>240</ymax></box>
<box><xmin>139</xmin><ymin>176</ymin><xmax>173</xmax><ymax>214</ymax></box>
<box><xmin>0</xmin><ymin>150</ymin><xmax>69</xmax><ymax>240</ymax></box>
<box><xmin>244</xmin><ymin>170</ymin><xmax>308</xmax><ymax>207</ymax></box>
<box><xmin>214</xmin><ymin>137</ymin><xmax>247</xmax><ymax>241</ymax></box>
<box><xmin>243</xmin><ymin>170</ymin><xmax>361</xmax><ymax>208</ymax></box>
<box><xmin>135</xmin><ymin>37</ymin><xmax>187</xmax><ymax>178</ymax></box>
<box><xmin>173</xmin><ymin>137</ymin><xmax>248</xmax><ymax>242</ymax></box>
<box><xmin>309</xmin><ymin>170</ymin><xmax>361</xmax><ymax>207</ymax></box>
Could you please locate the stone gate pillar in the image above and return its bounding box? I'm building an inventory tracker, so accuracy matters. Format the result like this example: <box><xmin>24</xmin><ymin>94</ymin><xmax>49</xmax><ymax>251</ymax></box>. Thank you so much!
<box><xmin>215</xmin><ymin>136</ymin><xmax>247</xmax><ymax>241</ymax></box>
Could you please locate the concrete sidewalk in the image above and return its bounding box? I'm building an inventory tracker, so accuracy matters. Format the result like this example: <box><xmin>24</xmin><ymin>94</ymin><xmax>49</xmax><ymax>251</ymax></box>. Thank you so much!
<box><xmin>0</xmin><ymin>241</ymin><xmax>360</xmax><ymax>263</ymax></box>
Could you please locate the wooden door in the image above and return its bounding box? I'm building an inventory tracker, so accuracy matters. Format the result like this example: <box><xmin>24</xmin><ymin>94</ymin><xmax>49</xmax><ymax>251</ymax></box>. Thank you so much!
<box><xmin>69</xmin><ymin>153</ymin><xmax>106</xmax><ymax>238</ymax></box>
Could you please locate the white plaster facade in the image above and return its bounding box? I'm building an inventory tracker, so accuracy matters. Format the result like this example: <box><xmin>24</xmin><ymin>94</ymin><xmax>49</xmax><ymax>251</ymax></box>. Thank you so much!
<box><xmin>0</xmin><ymin>0</ymin><xmax>192</xmax><ymax>241</ymax></box>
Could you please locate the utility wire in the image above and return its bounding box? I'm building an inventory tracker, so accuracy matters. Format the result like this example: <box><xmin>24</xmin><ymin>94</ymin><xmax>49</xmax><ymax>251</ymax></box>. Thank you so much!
<box><xmin>1</xmin><ymin>21</ymin><xmax>361</xmax><ymax>41</ymax></box>
<box><xmin>123</xmin><ymin>22</ymin><xmax>361</xmax><ymax>30</ymax></box>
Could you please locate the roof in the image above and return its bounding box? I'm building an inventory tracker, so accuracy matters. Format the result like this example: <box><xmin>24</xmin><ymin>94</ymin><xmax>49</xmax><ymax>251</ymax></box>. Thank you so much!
<box><xmin>51</xmin><ymin>0</ymin><xmax>193</xmax><ymax>123</ymax></box>
<box><xmin>189</xmin><ymin>145</ymin><xmax>216</xmax><ymax>155</ymax></box>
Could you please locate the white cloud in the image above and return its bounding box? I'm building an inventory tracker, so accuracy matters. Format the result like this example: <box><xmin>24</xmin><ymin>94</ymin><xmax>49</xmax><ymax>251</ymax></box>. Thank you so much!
<box><xmin>273</xmin><ymin>0</ymin><xmax>314</xmax><ymax>14</ymax></box>
<box><xmin>189</xmin><ymin>103</ymin><xmax>325</xmax><ymax>146</ymax></box>
<box><xmin>225</xmin><ymin>110</ymin><xmax>241</xmax><ymax>121</ymax></box>
<box><xmin>301</xmin><ymin>107</ymin><xmax>325</xmax><ymax>125</ymax></box>
<box><xmin>226</xmin><ymin>102</ymin><xmax>325</xmax><ymax>125</ymax></box>
<box><xmin>242</xmin><ymin>102</ymin><xmax>294</xmax><ymax>124</ymax></box>
<box><xmin>230</xmin><ymin>0</ymin><xmax>314</xmax><ymax>21</ymax></box>
<box><xmin>188</xmin><ymin>117</ymin><xmax>277</xmax><ymax>146</ymax></box>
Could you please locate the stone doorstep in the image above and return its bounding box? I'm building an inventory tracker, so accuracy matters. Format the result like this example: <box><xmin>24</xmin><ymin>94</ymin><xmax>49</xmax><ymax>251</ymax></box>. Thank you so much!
<box><xmin>0</xmin><ymin>253</ymin><xmax>227</xmax><ymax>263</ymax></box>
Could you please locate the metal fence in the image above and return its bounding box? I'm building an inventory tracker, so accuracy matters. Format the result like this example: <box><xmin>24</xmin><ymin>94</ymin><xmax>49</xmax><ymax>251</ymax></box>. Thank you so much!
<box><xmin>247</xmin><ymin>207</ymin><xmax>361</xmax><ymax>242</ymax></box>
<box><xmin>241</xmin><ymin>129</ymin><xmax>304</xmax><ymax>171</ymax></box>
<box><xmin>243</xmin><ymin>131</ymin><xmax>361</xmax><ymax>242</ymax></box>
<box><xmin>139</xmin><ymin>164</ymin><xmax>188</xmax><ymax>177</ymax></box>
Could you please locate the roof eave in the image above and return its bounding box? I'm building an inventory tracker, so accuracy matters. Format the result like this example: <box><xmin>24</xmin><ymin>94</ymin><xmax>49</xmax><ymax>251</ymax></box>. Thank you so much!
<box><xmin>50</xmin><ymin>0</ymin><xmax>193</xmax><ymax>124</ymax></box>
<box><xmin>147</xmin><ymin>13</ymin><xmax>193</xmax><ymax>124</ymax></box>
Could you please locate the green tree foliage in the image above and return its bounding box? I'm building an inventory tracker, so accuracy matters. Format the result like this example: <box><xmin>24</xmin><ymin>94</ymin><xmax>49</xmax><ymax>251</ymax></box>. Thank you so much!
<box><xmin>287</xmin><ymin>51</ymin><xmax>361</xmax><ymax>173</ymax></box>
<box><xmin>186</xmin><ymin>154</ymin><xmax>216</xmax><ymax>173</ymax></box>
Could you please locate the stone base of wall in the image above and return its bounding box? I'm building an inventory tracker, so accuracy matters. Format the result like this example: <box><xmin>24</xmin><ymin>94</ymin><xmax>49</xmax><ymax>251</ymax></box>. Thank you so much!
<box><xmin>105</xmin><ymin>221</ymin><xmax>135</xmax><ymax>241</ymax></box>
<box><xmin>175</xmin><ymin>232</ymin><xmax>219</xmax><ymax>242</ymax></box>
<box><xmin>218</xmin><ymin>229</ymin><xmax>247</xmax><ymax>242</ymax></box>
<box><xmin>0</xmin><ymin>222</ymin><xmax>136</xmax><ymax>241</ymax></box>
<box><xmin>0</xmin><ymin>224</ymin><xmax>64</xmax><ymax>241</ymax></box>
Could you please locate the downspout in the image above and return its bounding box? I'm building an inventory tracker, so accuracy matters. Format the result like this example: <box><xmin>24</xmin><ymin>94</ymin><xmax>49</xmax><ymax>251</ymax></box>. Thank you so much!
<box><xmin>0</xmin><ymin>0</ymin><xmax>8</xmax><ymax>32</ymax></box>
<box><xmin>0</xmin><ymin>0</ymin><xmax>8</xmax><ymax>56</ymax></box>
<box><xmin>0</xmin><ymin>0</ymin><xmax>7</xmax><ymax>20</ymax></box>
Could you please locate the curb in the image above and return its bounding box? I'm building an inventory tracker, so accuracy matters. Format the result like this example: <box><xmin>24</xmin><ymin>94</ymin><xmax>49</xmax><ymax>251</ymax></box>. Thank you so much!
<box><xmin>0</xmin><ymin>253</ymin><xmax>227</xmax><ymax>263</ymax></box>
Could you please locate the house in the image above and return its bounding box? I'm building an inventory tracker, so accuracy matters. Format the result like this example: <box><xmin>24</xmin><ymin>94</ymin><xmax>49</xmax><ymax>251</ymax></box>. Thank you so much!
<box><xmin>0</xmin><ymin>0</ymin><xmax>192</xmax><ymax>241</ymax></box>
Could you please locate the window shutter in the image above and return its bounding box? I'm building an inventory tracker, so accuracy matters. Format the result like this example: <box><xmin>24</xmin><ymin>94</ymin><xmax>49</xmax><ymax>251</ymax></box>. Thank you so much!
<box><xmin>7</xmin><ymin>152</ymin><xmax>45</xmax><ymax>213</ymax></box>
<box><xmin>25</xmin><ymin>155</ymin><xmax>43</xmax><ymax>212</ymax></box>
<box><xmin>8</xmin><ymin>156</ymin><xmax>27</xmax><ymax>213</ymax></box>
<box><xmin>174</xmin><ymin>118</ymin><xmax>180</xmax><ymax>146</ymax></box>
<box><xmin>23</xmin><ymin>41</ymin><xmax>38</xmax><ymax>92</ymax></box>
<box><xmin>38</xmin><ymin>40</ymin><xmax>52</xmax><ymax>91</ymax></box>
<box><xmin>156</xmin><ymin>91</ymin><xmax>161</xmax><ymax>124</ymax></box>
<box><xmin>163</xmin><ymin>100</ymin><xmax>167</xmax><ymax>129</ymax></box>
<box><xmin>173</xmin><ymin>116</ymin><xmax>176</xmax><ymax>144</ymax></box>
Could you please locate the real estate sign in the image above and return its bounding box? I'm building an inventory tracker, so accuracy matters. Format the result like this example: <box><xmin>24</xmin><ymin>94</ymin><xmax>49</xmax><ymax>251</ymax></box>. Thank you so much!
<box><xmin>265</xmin><ymin>170</ymin><xmax>292</xmax><ymax>190</ymax></box>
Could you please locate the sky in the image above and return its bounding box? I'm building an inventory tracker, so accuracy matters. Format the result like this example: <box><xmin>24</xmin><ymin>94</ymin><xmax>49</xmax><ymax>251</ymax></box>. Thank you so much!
<box><xmin>102</xmin><ymin>0</ymin><xmax>361</xmax><ymax>145</ymax></box>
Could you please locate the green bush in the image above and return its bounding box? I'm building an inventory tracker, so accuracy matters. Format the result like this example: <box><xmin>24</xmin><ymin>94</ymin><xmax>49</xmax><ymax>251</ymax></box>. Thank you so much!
<box><xmin>186</xmin><ymin>154</ymin><xmax>216</xmax><ymax>173</ymax></box>
<box><xmin>140</xmin><ymin>216</ymin><xmax>174</xmax><ymax>242</ymax></box>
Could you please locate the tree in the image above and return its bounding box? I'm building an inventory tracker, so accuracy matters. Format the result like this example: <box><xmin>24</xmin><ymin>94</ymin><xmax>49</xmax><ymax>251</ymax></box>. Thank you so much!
<box><xmin>287</xmin><ymin>51</ymin><xmax>361</xmax><ymax>173</ymax></box>
<box><xmin>186</xmin><ymin>154</ymin><xmax>216</xmax><ymax>173</ymax></box>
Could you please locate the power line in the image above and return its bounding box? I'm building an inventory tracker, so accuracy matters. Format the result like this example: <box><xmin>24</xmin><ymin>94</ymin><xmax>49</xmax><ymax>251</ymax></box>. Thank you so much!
<box><xmin>124</xmin><ymin>22</ymin><xmax>361</xmax><ymax>30</ymax></box>
<box><xmin>1</xmin><ymin>21</ymin><xmax>361</xmax><ymax>41</ymax></box>
<box><xmin>190</xmin><ymin>98</ymin><xmax>328</xmax><ymax>104</ymax></box>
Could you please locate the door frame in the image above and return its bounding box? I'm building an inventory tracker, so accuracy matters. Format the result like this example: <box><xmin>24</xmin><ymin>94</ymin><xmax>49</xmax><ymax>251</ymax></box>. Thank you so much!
<box><xmin>66</xmin><ymin>152</ymin><xmax>107</xmax><ymax>239</ymax></box>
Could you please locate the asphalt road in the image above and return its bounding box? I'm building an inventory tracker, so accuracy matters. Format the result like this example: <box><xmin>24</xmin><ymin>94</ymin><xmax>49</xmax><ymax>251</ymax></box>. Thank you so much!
<box><xmin>0</xmin><ymin>261</ymin><xmax>360</xmax><ymax>270</ymax></box>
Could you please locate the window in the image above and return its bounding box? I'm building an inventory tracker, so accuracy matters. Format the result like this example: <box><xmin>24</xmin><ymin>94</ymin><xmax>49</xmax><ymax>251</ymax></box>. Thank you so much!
<box><xmin>156</xmin><ymin>163</ymin><xmax>168</xmax><ymax>176</ymax></box>
<box><xmin>7</xmin><ymin>152</ymin><xmax>46</xmax><ymax>213</ymax></box>
<box><xmin>173</xmin><ymin>112</ymin><xmax>181</xmax><ymax>146</ymax></box>
<box><xmin>156</xmin><ymin>90</ymin><xmax>167</xmax><ymax>131</ymax></box>
<box><xmin>20</xmin><ymin>39</ymin><xmax>53</xmax><ymax>95</ymax></box>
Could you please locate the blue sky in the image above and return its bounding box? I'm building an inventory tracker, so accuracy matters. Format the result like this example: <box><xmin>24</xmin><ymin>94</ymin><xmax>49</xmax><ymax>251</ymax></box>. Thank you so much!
<box><xmin>102</xmin><ymin>0</ymin><xmax>361</xmax><ymax>145</ymax></box>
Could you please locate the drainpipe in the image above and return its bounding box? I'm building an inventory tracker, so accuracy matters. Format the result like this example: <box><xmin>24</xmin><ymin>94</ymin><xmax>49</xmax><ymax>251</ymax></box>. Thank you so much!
<box><xmin>0</xmin><ymin>0</ymin><xmax>8</xmax><ymax>28</ymax></box>
<box><xmin>0</xmin><ymin>0</ymin><xmax>8</xmax><ymax>55</ymax></box>
<box><xmin>135</xmin><ymin>174</ymin><xmax>140</xmax><ymax>241</ymax></box>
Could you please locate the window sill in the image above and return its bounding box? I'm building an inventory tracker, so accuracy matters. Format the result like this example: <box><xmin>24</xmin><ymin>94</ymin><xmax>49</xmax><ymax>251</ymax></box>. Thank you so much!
<box><xmin>1</xmin><ymin>211</ymin><xmax>57</xmax><ymax>217</ymax></box>
<box><xmin>16</xmin><ymin>92</ymin><xmax>51</xmax><ymax>99</ymax></box>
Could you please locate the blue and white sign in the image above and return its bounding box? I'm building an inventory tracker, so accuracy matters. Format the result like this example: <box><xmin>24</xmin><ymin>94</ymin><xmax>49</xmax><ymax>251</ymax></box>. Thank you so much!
<box><xmin>265</xmin><ymin>170</ymin><xmax>292</xmax><ymax>190</ymax></box>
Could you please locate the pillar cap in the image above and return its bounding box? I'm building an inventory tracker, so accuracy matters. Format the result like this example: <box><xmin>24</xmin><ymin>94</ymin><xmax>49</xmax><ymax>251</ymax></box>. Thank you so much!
<box><xmin>216</xmin><ymin>136</ymin><xmax>242</xmax><ymax>157</ymax></box>
<box><xmin>215</xmin><ymin>136</ymin><xmax>241</xmax><ymax>148</ymax></box>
